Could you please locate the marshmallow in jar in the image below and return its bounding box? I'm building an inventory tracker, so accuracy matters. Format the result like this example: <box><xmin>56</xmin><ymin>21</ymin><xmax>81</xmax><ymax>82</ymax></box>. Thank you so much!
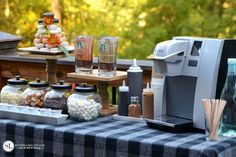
<box><xmin>67</xmin><ymin>84</ymin><xmax>101</xmax><ymax>121</ymax></box>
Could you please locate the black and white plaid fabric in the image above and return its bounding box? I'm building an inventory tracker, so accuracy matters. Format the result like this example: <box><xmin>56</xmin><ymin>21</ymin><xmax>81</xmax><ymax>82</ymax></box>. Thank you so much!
<box><xmin>0</xmin><ymin>116</ymin><xmax>236</xmax><ymax>157</ymax></box>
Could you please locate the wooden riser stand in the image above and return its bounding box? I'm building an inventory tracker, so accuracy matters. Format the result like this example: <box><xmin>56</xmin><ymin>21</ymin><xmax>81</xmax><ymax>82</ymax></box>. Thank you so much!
<box><xmin>67</xmin><ymin>70</ymin><xmax>127</xmax><ymax>116</ymax></box>
<box><xmin>18</xmin><ymin>47</ymin><xmax>74</xmax><ymax>84</ymax></box>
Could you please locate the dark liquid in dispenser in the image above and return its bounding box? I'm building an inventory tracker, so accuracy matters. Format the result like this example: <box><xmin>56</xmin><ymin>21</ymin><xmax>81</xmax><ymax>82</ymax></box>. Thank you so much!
<box><xmin>97</xmin><ymin>37</ymin><xmax>118</xmax><ymax>77</ymax></box>
<box><xmin>76</xmin><ymin>60</ymin><xmax>93</xmax><ymax>69</ymax></box>
<box><xmin>99</xmin><ymin>63</ymin><xmax>116</xmax><ymax>71</ymax></box>
<box><xmin>98</xmin><ymin>57</ymin><xmax>116</xmax><ymax>76</ymax></box>
<box><xmin>74</xmin><ymin>36</ymin><xmax>94</xmax><ymax>73</ymax></box>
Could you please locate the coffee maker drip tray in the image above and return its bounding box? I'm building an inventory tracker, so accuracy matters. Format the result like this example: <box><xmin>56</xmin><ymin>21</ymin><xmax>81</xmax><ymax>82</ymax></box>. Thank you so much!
<box><xmin>144</xmin><ymin>116</ymin><xmax>193</xmax><ymax>133</ymax></box>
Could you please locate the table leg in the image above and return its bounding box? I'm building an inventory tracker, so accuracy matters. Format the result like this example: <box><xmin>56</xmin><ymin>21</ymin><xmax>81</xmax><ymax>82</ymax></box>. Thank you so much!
<box><xmin>46</xmin><ymin>59</ymin><xmax>57</xmax><ymax>84</ymax></box>
<box><xmin>112</xmin><ymin>86</ymin><xmax>116</xmax><ymax>105</ymax></box>
<box><xmin>97</xmin><ymin>81</ymin><xmax>118</xmax><ymax>116</ymax></box>
<box><xmin>0</xmin><ymin>65</ymin><xmax>7</xmax><ymax>89</ymax></box>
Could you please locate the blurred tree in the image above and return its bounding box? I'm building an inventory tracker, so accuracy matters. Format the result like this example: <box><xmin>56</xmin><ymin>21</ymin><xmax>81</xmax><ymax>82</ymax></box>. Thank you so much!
<box><xmin>121</xmin><ymin>0</ymin><xmax>236</xmax><ymax>59</ymax></box>
<box><xmin>0</xmin><ymin>0</ymin><xmax>236</xmax><ymax>59</ymax></box>
<box><xmin>0</xmin><ymin>0</ymin><xmax>51</xmax><ymax>46</ymax></box>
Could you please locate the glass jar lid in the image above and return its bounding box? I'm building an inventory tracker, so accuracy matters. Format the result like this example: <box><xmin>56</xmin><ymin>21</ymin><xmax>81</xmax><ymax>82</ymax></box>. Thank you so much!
<box><xmin>43</xmin><ymin>12</ymin><xmax>54</xmax><ymax>17</ymax></box>
<box><xmin>38</xmin><ymin>19</ymin><xmax>43</xmax><ymax>24</ymax></box>
<box><xmin>53</xmin><ymin>18</ymin><xmax>59</xmax><ymax>23</ymax></box>
<box><xmin>75</xmin><ymin>83</ymin><xmax>96</xmax><ymax>93</ymax></box>
<box><xmin>29</xmin><ymin>78</ymin><xmax>49</xmax><ymax>88</ymax></box>
<box><xmin>51</xmin><ymin>80</ymin><xmax>72</xmax><ymax>90</ymax></box>
<box><xmin>7</xmin><ymin>75</ymin><xmax>27</xmax><ymax>85</ymax></box>
<box><xmin>131</xmin><ymin>96</ymin><xmax>139</xmax><ymax>104</ymax></box>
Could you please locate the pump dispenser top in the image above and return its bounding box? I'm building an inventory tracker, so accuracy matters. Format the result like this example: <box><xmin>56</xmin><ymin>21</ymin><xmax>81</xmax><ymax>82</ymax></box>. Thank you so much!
<box><xmin>127</xmin><ymin>58</ymin><xmax>144</xmax><ymax>106</ymax></box>
<box><xmin>119</xmin><ymin>80</ymin><xmax>129</xmax><ymax>92</ymax></box>
<box><xmin>143</xmin><ymin>82</ymin><xmax>152</xmax><ymax>93</ymax></box>
<box><xmin>127</xmin><ymin>59</ymin><xmax>143</xmax><ymax>72</ymax></box>
<box><xmin>142</xmin><ymin>82</ymin><xmax>154</xmax><ymax>119</ymax></box>
<box><xmin>118</xmin><ymin>80</ymin><xmax>130</xmax><ymax>116</ymax></box>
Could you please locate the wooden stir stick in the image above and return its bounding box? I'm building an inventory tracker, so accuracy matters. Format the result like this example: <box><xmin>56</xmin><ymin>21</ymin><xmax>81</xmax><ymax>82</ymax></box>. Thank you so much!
<box><xmin>202</xmin><ymin>99</ymin><xmax>227</xmax><ymax>141</ymax></box>
<box><xmin>202</xmin><ymin>99</ymin><xmax>212</xmax><ymax>130</ymax></box>
<box><xmin>210</xmin><ymin>100</ymin><xmax>227</xmax><ymax>140</ymax></box>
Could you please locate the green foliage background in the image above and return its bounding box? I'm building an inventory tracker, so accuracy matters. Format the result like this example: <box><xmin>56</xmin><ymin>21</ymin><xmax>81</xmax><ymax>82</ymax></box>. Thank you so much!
<box><xmin>0</xmin><ymin>0</ymin><xmax>236</xmax><ymax>59</ymax></box>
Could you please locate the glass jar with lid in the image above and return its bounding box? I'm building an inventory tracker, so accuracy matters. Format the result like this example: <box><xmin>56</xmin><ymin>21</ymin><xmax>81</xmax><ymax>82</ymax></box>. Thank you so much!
<box><xmin>44</xmin><ymin>80</ymin><xmax>72</xmax><ymax>113</ymax></box>
<box><xmin>128</xmin><ymin>96</ymin><xmax>141</xmax><ymax>118</ymax></box>
<box><xmin>67</xmin><ymin>84</ymin><xmax>102</xmax><ymax>121</ymax></box>
<box><xmin>0</xmin><ymin>75</ymin><xmax>27</xmax><ymax>105</ymax></box>
<box><xmin>22</xmin><ymin>78</ymin><xmax>49</xmax><ymax>107</ymax></box>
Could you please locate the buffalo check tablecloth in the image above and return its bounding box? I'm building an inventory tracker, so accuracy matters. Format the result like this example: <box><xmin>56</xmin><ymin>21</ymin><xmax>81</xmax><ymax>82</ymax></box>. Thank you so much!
<box><xmin>0</xmin><ymin>116</ymin><xmax>236</xmax><ymax>157</ymax></box>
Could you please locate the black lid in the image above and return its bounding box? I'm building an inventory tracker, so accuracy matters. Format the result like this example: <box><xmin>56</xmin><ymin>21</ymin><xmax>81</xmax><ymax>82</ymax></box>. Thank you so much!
<box><xmin>38</xmin><ymin>19</ymin><xmax>43</xmax><ymax>24</ymax></box>
<box><xmin>7</xmin><ymin>75</ymin><xmax>27</xmax><ymax>85</ymax></box>
<box><xmin>29</xmin><ymin>78</ymin><xmax>49</xmax><ymax>88</ymax></box>
<box><xmin>75</xmin><ymin>83</ymin><xmax>96</xmax><ymax>93</ymax></box>
<box><xmin>43</xmin><ymin>12</ymin><xmax>54</xmax><ymax>17</ymax></box>
<box><xmin>53</xmin><ymin>18</ymin><xmax>59</xmax><ymax>23</ymax></box>
<box><xmin>52</xmin><ymin>80</ymin><xmax>72</xmax><ymax>90</ymax></box>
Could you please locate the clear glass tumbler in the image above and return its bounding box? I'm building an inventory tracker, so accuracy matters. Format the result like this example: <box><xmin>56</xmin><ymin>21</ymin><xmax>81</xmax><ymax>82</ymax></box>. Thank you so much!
<box><xmin>74</xmin><ymin>35</ymin><xmax>94</xmax><ymax>74</ymax></box>
<box><xmin>205</xmin><ymin>118</ymin><xmax>220</xmax><ymax>141</ymax></box>
<box><xmin>98</xmin><ymin>36</ymin><xmax>118</xmax><ymax>77</ymax></box>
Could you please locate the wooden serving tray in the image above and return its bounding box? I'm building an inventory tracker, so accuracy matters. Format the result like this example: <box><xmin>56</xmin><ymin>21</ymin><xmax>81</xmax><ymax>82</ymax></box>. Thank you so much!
<box><xmin>68</xmin><ymin>70</ymin><xmax>127</xmax><ymax>82</ymax></box>
<box><xmin>0</xmin><ymin>103</ymin><xmax>68</xmax><ymax>125</ymax></box>
<box><xmin>18</xmin><ymin>46</ymin><xmax>74</xmax><ymax>55</ymax></box>
<box><xmin>112</xmin><ymin>114</ymin><xmax>144</xmax><ymax>122</ymax></box>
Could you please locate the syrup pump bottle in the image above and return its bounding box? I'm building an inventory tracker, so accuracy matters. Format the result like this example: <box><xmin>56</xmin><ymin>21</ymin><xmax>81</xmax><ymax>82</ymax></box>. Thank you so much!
<box><xmin>127</xmin><ymin>59</ymin><xmax>143</xmax><ymax>107</ymax></box>
<box><xmin>142</xmin><ymin>82</ymin><xmax>154</xmax><ymax>119</ymax></box>
<box><xmin>118</xmin><ymin>80</ymin><xmax>130</xmax><ymax>116</ymax></box>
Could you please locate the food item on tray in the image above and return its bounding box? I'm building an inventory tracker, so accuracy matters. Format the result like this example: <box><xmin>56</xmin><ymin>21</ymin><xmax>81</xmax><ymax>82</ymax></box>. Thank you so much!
<box><xmin>44</xmin><ymin>81</ymin><xmax>72</xmax><ymax>114</ymax></box>
<box><xmin>33</xmin><ymin>12</ymin><xmax>69</xmax><ymax>51</ymax></box>
<box><xmin>45</xmin><ymin>96</ymin><xmax>68</xmax><ymax>112</ymax></box>
<box><xmin>0</xmin><ymin>76</ymin><xmax>27</xmax><ymax>105</ymax></box>
<box><xmin>22</xmin><ymin>79</ymin><xmax>49</xmax><ymax>107</ymax></box>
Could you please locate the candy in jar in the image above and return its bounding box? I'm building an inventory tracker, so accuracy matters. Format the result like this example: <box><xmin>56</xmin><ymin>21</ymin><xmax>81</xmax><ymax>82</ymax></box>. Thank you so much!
<box><xmin>44</xmin><ymin>80</ymin><xmax>72</xmax><ymax>113</ymax></box>
<box><xmin>22</xmin><ymin>79</ymin><xmax>49</xmax><ymax>107</ymax></box>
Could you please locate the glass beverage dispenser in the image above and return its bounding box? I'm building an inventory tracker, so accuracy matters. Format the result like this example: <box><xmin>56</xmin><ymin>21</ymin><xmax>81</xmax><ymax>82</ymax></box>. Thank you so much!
<box><xmin>220</xmin><ymin>58</ymin><xmax>236</xmax><ymax>137</ymax></box>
